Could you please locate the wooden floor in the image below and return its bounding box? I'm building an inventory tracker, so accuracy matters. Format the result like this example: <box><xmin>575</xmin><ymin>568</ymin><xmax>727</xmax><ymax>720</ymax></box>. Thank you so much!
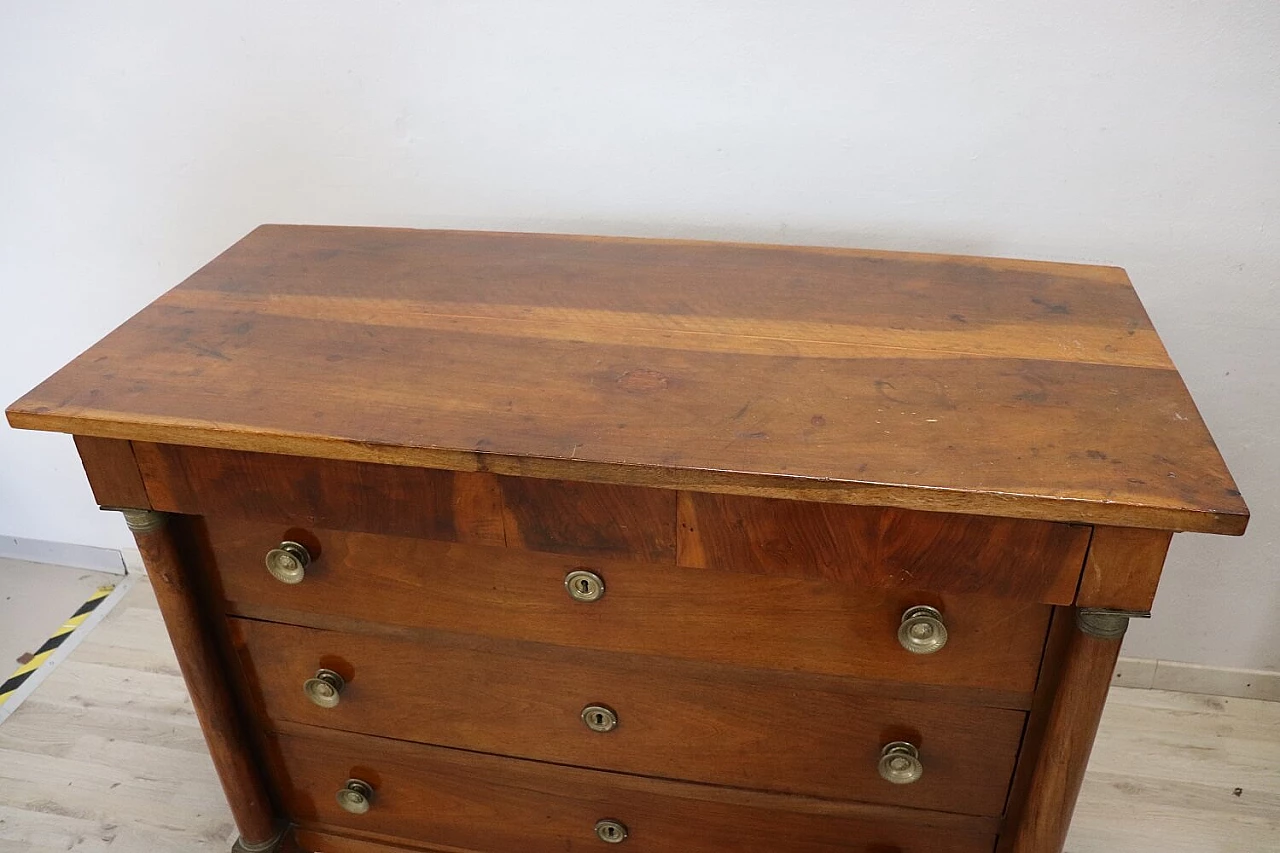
<box><xmin>0</xmin><ymin>578</ymin><xmax>1275</xmax><ymax>852</ymax></box>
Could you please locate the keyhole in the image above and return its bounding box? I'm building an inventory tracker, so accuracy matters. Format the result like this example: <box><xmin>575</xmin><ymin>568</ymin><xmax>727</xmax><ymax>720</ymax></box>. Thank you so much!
<box><xmin>565</xmin><ymin>570</ymin><xmax>604</xmax><ymax>602</ymax></box>
<box><xmin>594</xmin><ymin>818</ymin><xmax>627</xmax><ymax>843</ymax></box>
<box><xmin>582</xmin><ymin>704</ymin><xmax>617</xmax><ymax>732</ymax></box>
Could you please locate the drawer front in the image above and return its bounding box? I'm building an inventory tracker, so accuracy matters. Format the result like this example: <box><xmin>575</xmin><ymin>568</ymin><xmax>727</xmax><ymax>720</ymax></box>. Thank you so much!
<box><xmin>140</xmin><ymin>442</ymin><xmax>1089</xmax><ymax>602</ymax></box>
<box><xmin>231</xmin><ymin>618</ymin><xmax>1024</xmax><ymax>815</ymax></box>
<box><xmin>679</xmin><ymin>492</ymin><xmax>1090</xmax><ymax>603</ymax></box>
<box><xmin>292</xmin><ymin>830</ymin><xmax>432</xmax><ymax>853</ymax></box>
<box><xmin>201</xmin><ymin>517</ymin><xmax>1051</xmax><ymax>696</ymax></box>
<box><xmin>270</xmin><ymin>728</ymin><xmax>999</xmax><ymax>853</ymax></box>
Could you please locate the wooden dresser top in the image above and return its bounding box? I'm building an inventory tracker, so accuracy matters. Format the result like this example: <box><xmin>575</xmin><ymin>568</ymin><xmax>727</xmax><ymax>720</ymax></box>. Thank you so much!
<box><xmin>6</xmin><ymin>225</ymin><xmax>1247</xmax><ymax>534</ymax></box>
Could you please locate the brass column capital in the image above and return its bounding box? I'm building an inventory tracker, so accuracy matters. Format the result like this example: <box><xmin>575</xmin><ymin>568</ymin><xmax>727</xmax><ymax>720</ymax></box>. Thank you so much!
<box><xmin>112</xmin><ymin>507</ymin><xmax>168</xmax><ymax>533</ymax></box>
<box><xmin>1076</xmin><ymin>608</ymin><xmax>1151</xmax><ymax>640</ymax></box>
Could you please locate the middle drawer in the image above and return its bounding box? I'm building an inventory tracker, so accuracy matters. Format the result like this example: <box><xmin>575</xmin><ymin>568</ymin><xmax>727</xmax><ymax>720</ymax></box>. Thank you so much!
<box><xmin>229</xmin><ymin>617</ymin><xmax>1025</xmax><ymax>816</ymax></box>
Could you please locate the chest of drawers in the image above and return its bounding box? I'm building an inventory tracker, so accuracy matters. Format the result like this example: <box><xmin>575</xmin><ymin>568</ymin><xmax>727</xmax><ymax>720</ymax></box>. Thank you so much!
<box><xmin>7</xmin><ymin>226</ymin><xmax>1247</xmax><ymax>853</ymax></box>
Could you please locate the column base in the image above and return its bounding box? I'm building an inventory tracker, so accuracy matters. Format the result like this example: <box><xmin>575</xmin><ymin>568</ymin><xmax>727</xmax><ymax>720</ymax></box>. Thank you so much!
<box><xmin>231</xmin><ymin>824</ymin><xmax>290</xmax><ymax>853</ymax></box>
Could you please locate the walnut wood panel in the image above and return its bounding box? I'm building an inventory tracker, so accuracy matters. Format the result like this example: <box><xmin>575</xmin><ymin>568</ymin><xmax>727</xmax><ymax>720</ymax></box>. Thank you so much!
<box><xmin>202</xmin><ymin>517</ymin><xmax>1050</xmax><ymax>696</ymax></box>
<box><xmin>498</xmin><ymin>475</ymin><xmax>675</xmax><ymax>562</ymax></box>
<box><xmin>133</xmin><ymin>442</ymin><xmax>506</xmax><ymax>548</ymax></box>
<box><xmin>8</xmin><ymin>226</ymin><xmax>1247</xmax><ymax>535</ymax></box>
<box><xmin>73</xmin><ymin>436</ymin><xmax>150</xmax><ymax>509</ymax></box>
<box><xmin>1075</xmin><ymin>526</ymin><xmax>1173</xmax><ymax>611</ymax></box>
<box><xmin>291</xmin><ymin>830</ymin><xmax>446</xmax><ymax>853</ymax></box>
<box><xmin>267</xmin><ymin>725</ymin><xmax>999</xmax><ymax>853</ymax></box>
<box><xmin>678</xmin><ymin>492</ymin><xmax>1089</xmax><ymax>603</ymax></box>
<box><xmin>136</xmin><ymin>441</ymin><xmax>1088</xmax><ymax>598</ymax></box>
<box><xmin>227</xmin><ymin>603</ymin><xmax>1032</xmax><ymax>710</ymax></box>
<box><xmin>230</xmin><ymin>618</ymin><xmax>1024</xmax><ymax>816</ymax></box>
<box><xmin>125</xmin><ymin>513</ymin><xmax>279</xmax><ymax>848</ymax></box>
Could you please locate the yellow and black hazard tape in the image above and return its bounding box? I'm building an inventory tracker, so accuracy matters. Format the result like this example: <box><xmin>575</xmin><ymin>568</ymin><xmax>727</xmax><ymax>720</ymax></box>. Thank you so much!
<box><xmin>0</xmin><ymin>584</ymin><xmax>115</xmax><ymax>710</ymax></box>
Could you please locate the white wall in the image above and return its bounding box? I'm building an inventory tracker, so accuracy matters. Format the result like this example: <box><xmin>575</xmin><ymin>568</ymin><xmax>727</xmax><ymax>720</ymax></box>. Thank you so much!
<box><xmin>1</xmin><ymin>1</ymin><xmax>1276</xmax><ymax>669</ymax></box>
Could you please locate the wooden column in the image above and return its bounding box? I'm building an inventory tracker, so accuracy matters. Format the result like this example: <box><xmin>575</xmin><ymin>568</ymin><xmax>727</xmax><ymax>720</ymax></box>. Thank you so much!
<box><xmin>1002</xmin><ymin>609</ymin><xmax>1128</xmax><ymax>852</ymax></box>
<box><xmin>121</xmin><ymin>509</ymin><xmax>285</xmax><ymax>852</ymax></box>
<box><xmin>1001</xmin><ymin>524</ymin><xmax>1171</xmax><ymax>853</ymax></box>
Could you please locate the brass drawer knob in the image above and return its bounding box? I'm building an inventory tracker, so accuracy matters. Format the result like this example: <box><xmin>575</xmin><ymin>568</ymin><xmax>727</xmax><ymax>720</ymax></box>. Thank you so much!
<box><xmin>582</xmin><ymin>704</ymin><xmax>619</xmax><ymax>733</ymax></box>
<box><xmin>897</xmin><ymin>605</ymin><xmax>948</xmax><ymax>654</ymax></box>
<box><xmin>594</xmin><ymin>819</ymin><xmax>628</xmax><ymax>843</ymax></box>
<box><xmin>336</xmin><ymin>778</ymin><xmax>373</xmax><ymax>814</ymax></box>
<box><xmin>878</xmin><ymin>741</ymin><xmax>923</xmax><ymax>785</ymax></box>
<box><xmin>565</xmin><ymin>570</ymin><xmax>605</xmax><ymax>602</ymax></box>
<box><xmin>265</xmin><ymin>541</ymin><xmax>311</xmax><ymax>584</ymax></box>
<box><xmin>303</xmin><ymin>668</ymin><xmax>345</xmax><ymax>708</ymax></box>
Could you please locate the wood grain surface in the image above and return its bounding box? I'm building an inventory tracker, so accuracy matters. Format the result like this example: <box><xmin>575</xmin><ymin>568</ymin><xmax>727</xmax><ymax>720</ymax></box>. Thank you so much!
<box><xmin>200</xmin><ymin>517</ymin><xmax>1051</xmax><ymax>695</ymax></box>
<box><xmin>73</xmin><ymin>436</ymin><xmax>151</xmax><ymax>509</ymax></box>
<box><xmin>498</xmin><ymin>475</ymin><xmax>676</xmax><ymax>562</ymax></box>
<box><xmin>290</xmin><ymin>830</ymin><xmax>445</xmax><ymax>853</ymax></box>
<box><xmin>229</xmin><ymin>617</ymin><xmax>1024</xmax><ymax>815</ymax></box>
<box><xmin>1002</xmin><ymin>616</ymin><xmax>1127</xmax><ymax>853</ymax></box>
<box><xmin>133</xmin><ymin>442</ymin><xmax>507</xmax><ymax>547</ymax></box>
<box><xmin>1075</xmin><ymin>526</ymin><xmax>1174</xmax><ymax>611</ymax></box>
<box><xmin>5</xmin><ymin>576</ymin><xmax>1276</xmax><ymax>853</ymax></box>
<box><xmin>678</xmin><ymin>491</ymin><xmax>1089</xmax><ymax>603</ymax></box>
<box><xmin>136</xmin><ymin>442</ymin><xmax>1091</xmax><ymax>597</ymax></box>
<box><xmin>266</xmin><ymin>724</ymin><xmax>999</xmax><ymax>853</ymax></box>
<box><xmin>6</xmin><ymin>225</ymin><xmax>1246</xmax><ymax>534</ymax></box>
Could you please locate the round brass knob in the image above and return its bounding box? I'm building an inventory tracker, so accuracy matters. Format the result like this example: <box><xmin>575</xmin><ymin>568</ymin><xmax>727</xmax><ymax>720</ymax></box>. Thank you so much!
<box><xmin>265</xmin><ymin>541</ymin><xmax>311</xmax><ymax>585</ymax></box>
<box><xmin>336</xmin><ymin>778</ymin><xmax>373</xmax><ymax>814</ymax></box>
<box><xmin>878</xmin><ymin>741</ymin><xmax>923</xmax><ymax>785</ymax></box>
<box><xmin>594</xmin><ymin>819</ymin><xmax>628</xmax><ymax>843</ymax></box>
<box><xmin>582</xmin><ymin>704</ymin><xmax>619</xmax><ymax>733</ymax></box>
<box><xmin>565</xmin><ymin>570</ymin><xmax>605</xmax><ymax>602</ymax></box>
<box><xmin>897</xmin><ymin>605</ymin><xmax>947</xmax><ymax>654</ymax></box>
<box><xmin>304</xmin><ymin>669</ymin><xmax>345</xmax><ymax>708</ymax></box>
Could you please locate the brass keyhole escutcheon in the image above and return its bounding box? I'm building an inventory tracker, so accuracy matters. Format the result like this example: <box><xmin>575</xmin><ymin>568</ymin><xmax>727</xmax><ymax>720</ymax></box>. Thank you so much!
<box><xmin>581</xmin><ymin>704</ymin><xmax>618</xmax><ymax>733</ymax></box>
<box><xmin>565</xmin><ymin>570</ymin><xmax>605</xmax><ymax>602</ymax></box>
<box><xmin>594</xmin><ymin>819</ymin><xmax>628</xmax><ymax>843</ymax></box>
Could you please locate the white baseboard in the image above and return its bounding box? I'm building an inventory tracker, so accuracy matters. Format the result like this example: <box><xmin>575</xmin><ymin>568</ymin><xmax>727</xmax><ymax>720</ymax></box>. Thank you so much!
<box><xmin>1113</xmin><ymin>656</ymin><xmax>1280</xmax><ymax>702</ymax></box>
<box><xmin>0</xmin><ymin>535</ymin><xmax>128</xmax><ymax>576</ymax></box>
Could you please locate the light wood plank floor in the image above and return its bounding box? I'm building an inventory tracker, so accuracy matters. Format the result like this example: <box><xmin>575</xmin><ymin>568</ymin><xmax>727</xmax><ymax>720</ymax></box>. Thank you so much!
<box><xmin>0</xmin><ymin>578</ymin><xmax>1275</xmax><ymax>852</ymax></box>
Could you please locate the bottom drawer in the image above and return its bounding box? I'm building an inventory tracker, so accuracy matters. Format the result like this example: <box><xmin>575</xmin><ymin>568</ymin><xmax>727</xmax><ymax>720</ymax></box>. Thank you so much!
<box><xmin>270</xmin><ymin>726</ymin><xmax>998</xmax><ymax>853</ymax></box>
<box><xmin>292</xmin><ymin>829</ymin><xmax>429</xmax><ymax>852</ymax></box>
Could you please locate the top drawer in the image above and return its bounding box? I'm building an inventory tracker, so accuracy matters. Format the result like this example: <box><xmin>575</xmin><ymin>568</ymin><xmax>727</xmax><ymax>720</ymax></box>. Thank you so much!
<box><xmin>134</xmin><ymin>442</ymin><xmax>1090</xmax><ymax>603</ymax></box>
<box><xmin>197</xmin><ymin>516</ymin><xmax>1050</xmax><ymax>699</ymax></box>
